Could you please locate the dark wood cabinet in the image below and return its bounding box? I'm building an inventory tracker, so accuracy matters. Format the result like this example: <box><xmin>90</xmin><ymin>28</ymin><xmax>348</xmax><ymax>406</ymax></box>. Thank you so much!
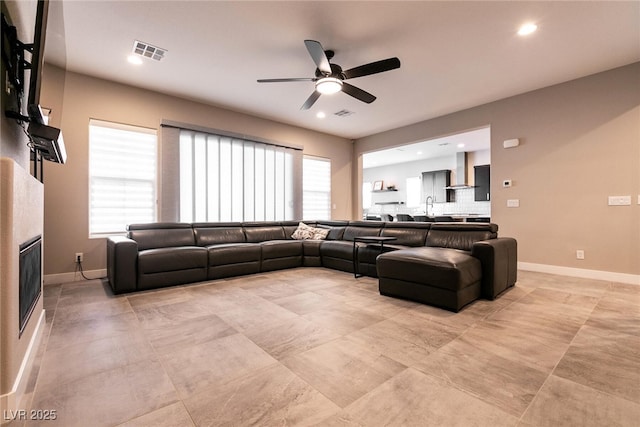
<box><xmin>474</xmin><ymin>165</ymin><xmax>490</xmax><ymax>201</ymax></box>
<box><xmin>422</xmin><ymin>170</ymin><xmax>453</xmax><ymax>203</ymax></box>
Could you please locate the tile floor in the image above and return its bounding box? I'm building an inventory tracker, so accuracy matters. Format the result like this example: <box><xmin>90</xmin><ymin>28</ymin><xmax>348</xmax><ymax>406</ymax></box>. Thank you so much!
<box><xmin>10</xmin><ymin>268</ymin><xmax>640</xmax><ymax>426</ymax></box>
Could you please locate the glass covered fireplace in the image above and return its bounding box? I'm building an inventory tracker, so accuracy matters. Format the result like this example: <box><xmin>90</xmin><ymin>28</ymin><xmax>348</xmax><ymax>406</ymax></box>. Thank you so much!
<box><xmin>19</xmin><ymin>235</ymin><xmax>42</xmax><ymax>337</ymax></box>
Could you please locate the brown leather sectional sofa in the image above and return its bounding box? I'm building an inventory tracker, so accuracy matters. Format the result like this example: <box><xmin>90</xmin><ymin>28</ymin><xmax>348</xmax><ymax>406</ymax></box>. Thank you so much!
<box><xmin>106</xmin><ymin>220</ymin><xmax>517</xmax><ymax>312</ymax></box>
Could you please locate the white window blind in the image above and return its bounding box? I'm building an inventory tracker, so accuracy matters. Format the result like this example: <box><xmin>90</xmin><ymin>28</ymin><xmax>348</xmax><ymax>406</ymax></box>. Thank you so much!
<box><xmin>89</xmin><ymin>120</ymin><xmax>157</xmax><ymax>236</ymax></box>
<box><xmin>179</xmin><ymin>130</ymin><xmax>299</xmax><ymax>222</ymax></box>
<box><xmin>303</xmin><ymin>156</ymin><xmax>331</xmax><ymax>220</ymax></box>
<box><xmin>406</xmin><ymin>176</ymin><xmax>421</xmax><ymax>207</ymax></box>
<box><xmin>362</xmin><ymin>182</ymin><xmax>373</xmax><ymax>209</ymax></box>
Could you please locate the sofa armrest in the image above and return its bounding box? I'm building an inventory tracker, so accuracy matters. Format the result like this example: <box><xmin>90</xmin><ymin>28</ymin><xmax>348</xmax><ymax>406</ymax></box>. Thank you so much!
<box><xmin>107</xmin><ymin>236</ymin><xmax>139</xmax><ymax>294</ymax></box>
<box><xmin>472</xmin><ymin>237</ymin><xmax>518</xmax><ymax>299</ymax></box>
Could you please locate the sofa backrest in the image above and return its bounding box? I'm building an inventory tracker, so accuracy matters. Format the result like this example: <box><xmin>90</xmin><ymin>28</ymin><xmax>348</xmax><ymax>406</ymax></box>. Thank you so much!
<box><xmin>193</xmin><ymin>222</ymin><xmax>245</xmax><ymax>246</ymax></box>
<box><xmin>127</xmin><ymin>223</ymin><xmax>195</xmax><ymax>251</ymax></box>
<box><xmin>281</xmin><ymin>221</ymin><xmax>308</xmax><ymax>240</ymax></box>
<box><xmin>316</xmin><ymin>220</ymin><xmax>348</xmax><ymax>240</ymax></box>
<box><xmin>381</xmin><ymin>222</ymin><xmax>431</xmax><ymax>246</ymax></box>
<box><xmin>425</xmin><ymin>223</ymin><xmax>498</xmax><ymax>251</ymax></box>
<box><xmin>243</xmin><ymin>222</ymin><xmax>286</xmax><ymax>242</ymax></box>
<box><xmin>342</xmin><ymin>221</ymin><xmax>383</xmax><ymax>241</ymax></box>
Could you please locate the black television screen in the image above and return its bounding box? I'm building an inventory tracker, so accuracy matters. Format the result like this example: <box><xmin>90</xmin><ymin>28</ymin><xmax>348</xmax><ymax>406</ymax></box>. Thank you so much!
<box><xmin>1</xmin><ymin>0</ymin><xmax>48</xmax><ymax>119</ymax></box>
<box><xmin>28</xmin><ymin>0</ymin><xmax>48</xmax><ymax>108</ymax></box>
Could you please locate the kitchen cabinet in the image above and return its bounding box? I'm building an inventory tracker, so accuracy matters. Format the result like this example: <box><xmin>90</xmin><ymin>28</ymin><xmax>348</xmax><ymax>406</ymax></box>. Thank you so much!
<box><xmin>474</xmin><ymin>165</ymin><xmax>490</xmax><ymax>201</ymax></box>
<box><xmin>422</xmin><ymin>170</ymin><xmax>453</xmax><ymax>203</ymax></box>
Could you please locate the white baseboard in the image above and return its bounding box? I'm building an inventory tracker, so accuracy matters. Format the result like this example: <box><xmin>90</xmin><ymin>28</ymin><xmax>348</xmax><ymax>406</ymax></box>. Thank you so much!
<box><xmin>518</xmin><ymin>262</ymin><xmax>640</xmax><ymax>285</ymax></box>
<box><xmin>43</xmin><ymin>269</ymin><xmax>107</xmax><ymax>285</ymax></box>
<box><xmin>0</xmin><ymin>309</ymin><xmax>45</xmax><ymax>425</ymax></box>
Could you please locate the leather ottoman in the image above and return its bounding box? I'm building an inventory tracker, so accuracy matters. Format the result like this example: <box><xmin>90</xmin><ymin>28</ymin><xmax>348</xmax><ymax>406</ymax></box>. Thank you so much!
<box><xmin>377</xmin><ymin>247</ymin><xmax>482</xmax><ymax>312</ymax></box>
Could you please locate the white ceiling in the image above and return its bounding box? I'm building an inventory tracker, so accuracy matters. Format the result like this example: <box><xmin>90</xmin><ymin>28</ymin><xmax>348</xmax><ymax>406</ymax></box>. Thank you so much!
<box><xmin>44</xmin><ymin>1</ymin><xmax>639</xmax><ymax>140</ymax></box>
<box><xmin>362</xmin><ymin>126</ymin><xmax>490</xmax><ymax>169</ymax></box>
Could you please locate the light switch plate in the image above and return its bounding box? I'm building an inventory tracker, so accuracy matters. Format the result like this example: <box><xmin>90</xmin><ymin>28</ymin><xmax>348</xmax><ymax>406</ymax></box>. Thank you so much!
<box><xmin>507</xmin><ymin>199</ymin><xmax>520</xmax><ymax>208</ymax></box>
<box><xmin>608</xmin><ymin>196</ymin><xmax>631</xmax><ymax>206</ymax></box>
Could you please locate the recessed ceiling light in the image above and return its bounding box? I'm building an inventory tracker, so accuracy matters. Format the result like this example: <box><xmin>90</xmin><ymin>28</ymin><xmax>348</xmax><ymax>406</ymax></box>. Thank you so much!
<box><xmin>417</xmin><ymin>151</ymin><xmax>423</xmax><ymax>155</ymax></box>
<box><xmin>457</xmin><ymin>143</ymin><xmax>465</xmax><ymax>148</ymax></box>
<box><xmin>316</xmin><ymin>111</ymin><xmax>326</xmax><ymax>119</ymax></box>
<box><xmin>518</xmin><ymin>22</ymin><xmax>538</xmax><ymax>36</ymax></box>
<box><xmin>127</xmin><ymin>54</ymin><xmax>143</xmax><ymax>65</ymax></box>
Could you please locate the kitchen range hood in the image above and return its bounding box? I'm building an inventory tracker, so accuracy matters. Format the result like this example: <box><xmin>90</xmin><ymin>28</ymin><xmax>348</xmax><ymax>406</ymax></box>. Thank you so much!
<box><xmin>445</xmin><ymin>152</ymin><xmax>474</xmax><ymax>189</ymax></box>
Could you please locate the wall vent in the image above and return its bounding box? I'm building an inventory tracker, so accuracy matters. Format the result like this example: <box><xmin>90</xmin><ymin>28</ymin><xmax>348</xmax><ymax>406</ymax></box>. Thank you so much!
<box><xmin>132</xmin><ymin>40</ymin><xmax>167</xmax><ymax>61</ymax></box>
<box><xmin>334</xmin><ymin>109</ymin><xmax>355</xmax><ymax>117</ymax></box>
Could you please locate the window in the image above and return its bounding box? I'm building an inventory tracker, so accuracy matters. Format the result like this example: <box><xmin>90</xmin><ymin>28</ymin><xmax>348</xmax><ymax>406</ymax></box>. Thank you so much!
<box><xmin>406</xmin><ymin>176</ymin><xmax>421</xmax><ymax>207</ymax></box>
<box><xmin>362</xmin><ymin>182</ymin><xmax>373</xmax><ymax>209</ymax></box>
<box><xmin>303</xmin><ymin>156</ymin><xmax>331</xmax><ymax>220</ymax></box>
<box><xmin>89</xmin><ymin>120</ymin><xmax>157</xmax><ymax>236</ymax></box>
<box><xmin>179</xmin><ymin>130</ymin><xmax>299</xmax><ymax>222</ymax></box>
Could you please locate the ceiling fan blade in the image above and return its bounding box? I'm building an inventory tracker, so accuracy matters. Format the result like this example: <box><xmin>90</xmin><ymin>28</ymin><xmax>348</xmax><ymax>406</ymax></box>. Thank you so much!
<box><xmin>343</xmin><ymin>57</ymin><xmax>401</xmax><ymax>79</ymax></box>
<box><xmin>342</xmin><ymin>82</ymin><xmax>376</xmax><ymax>104</ymax></box>
<box><xmin>257</xmin><ymin>78</ymin><xmax>315</xmax><ymax>83</ymax></box>
<box><xmin>301</xmin><ymin>91</ymin><xmax>321</xmax><ymax>110</ymax></box>
<box><xmin>304</xmin><ymin>40</ymin><xmax>332</xmax><ymax>75</ymax></box>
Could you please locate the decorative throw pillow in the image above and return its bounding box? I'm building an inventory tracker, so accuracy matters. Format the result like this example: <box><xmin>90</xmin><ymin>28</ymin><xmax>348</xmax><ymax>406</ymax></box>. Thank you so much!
<box><xmin>291</xmin><ymin>222</ymin><xmax>316</xmax><ymax>240</ymax></box>
<box><xmin>311</xmin><ymin>227</ymin><xmax>329</xmax><ymax>240</ymax></box>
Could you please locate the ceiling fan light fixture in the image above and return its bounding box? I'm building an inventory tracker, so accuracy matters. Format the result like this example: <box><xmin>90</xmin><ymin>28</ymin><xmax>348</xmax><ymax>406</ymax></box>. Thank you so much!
<box><xmin>316</xmin><ymin>77</ymin><xmax>343</xmax><ymax>94</ymax></box>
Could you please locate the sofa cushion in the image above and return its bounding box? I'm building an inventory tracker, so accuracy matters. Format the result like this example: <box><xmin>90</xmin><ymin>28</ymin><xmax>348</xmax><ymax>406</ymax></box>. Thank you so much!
<box><xmin>138</xmin><ymin>246</ymin><xmax>207</xmax><ymax>274</ymax></box>
<box><xmin>381</xmin><ymin>223</ymin><xmax>431</xmax><ymax>246</ymax></box>
<box><xmin>426</xmin><ymin>223</ymin><xmax>498</xmax><ymax>251</ymax></box>
<box><xmin>261</xmin><ymin>240</ymin><xmax>304</xmax><ymax>259</ymax></box>
<box><xmin>206</xmin><ymin>243</ymin><xmax>261</xmax><ymax>266</ymax></box>
<box><xmin>128</xmin><ymin>223</ymin><xmax>195</xmax><ymax>250</ymax></box>
<box><xmin>193</xmin><ymin>223</ymin><xmax>245</xmax><ymax>246</ymax></box>
<box><xmin>302</xmin><ymin>239</ymin><xmax>323</xmax><ymax>257</ymax></box>
<box><xmin>243</xmin><ymin>223</ymin><xmax>286</xmax><ymax>242</ymax></box>
<box><xmin>321</xmin><ymin>240</ymin><xmax>360</xmax><ymax>261</ymax></box>
<box><xmin>342</xmin><ymin>221</ymin><xmax>383</xmax><ymax>241</ymax></box>
<box><xmin>281</xmin><ymin>221</ymin><xmax>305</xmax><ymax>240</ymax></box>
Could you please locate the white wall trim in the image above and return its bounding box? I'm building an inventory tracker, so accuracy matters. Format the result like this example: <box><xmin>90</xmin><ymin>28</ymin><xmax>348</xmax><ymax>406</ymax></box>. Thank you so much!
<box><xmin>45</xmin><ymin>265</ymin><xmax>640</xmax><ymax>286</ymax></box>
<box><xmin>0</xmin><ymin>309</ymin><xmax>45</xmax><ymax>425</ymax></box>
<box><xmin>518</xmin><ymin>262</ymin><xmax>640</xmax><ymax>285</ymax></box>
<box><xmin>43</xmin><ymin>269</ymin><xmax>107</xmax><ymax>285</ymax></box>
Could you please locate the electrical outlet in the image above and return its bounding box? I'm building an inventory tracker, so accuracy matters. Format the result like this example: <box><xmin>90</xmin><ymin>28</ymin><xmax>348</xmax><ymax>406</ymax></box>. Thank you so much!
<box><xmin>507</xmin><ymin>199</ymin><xmax>520</xmax><ymax>208</ymax></box>
<box><xmin>75</xmin><ymin>252</ymin><xmax>83</xmax><ymax>263</ymax></box>
<box><xmin>576</xmin><ymin>250</ymin><xmax>585</xmax><ymax>260</ymax></box>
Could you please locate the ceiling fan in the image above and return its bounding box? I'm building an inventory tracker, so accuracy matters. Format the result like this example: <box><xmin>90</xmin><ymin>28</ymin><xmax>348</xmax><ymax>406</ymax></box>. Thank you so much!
<box><xmin>257</xmin><ymin>40</ymin><xmax>401</xmax><ymax>110</ymax></box>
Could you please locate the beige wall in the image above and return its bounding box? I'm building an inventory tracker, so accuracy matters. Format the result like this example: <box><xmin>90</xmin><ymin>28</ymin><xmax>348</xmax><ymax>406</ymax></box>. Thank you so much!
<box><xmin>40</xmin><ymin>67</ymin><xmax>352</xmax><ymax>275</ymax></box>
<box><xmin>355</xmin><ymin>63</ymin><xmax>640</xmax><ymax>276</ymax></box>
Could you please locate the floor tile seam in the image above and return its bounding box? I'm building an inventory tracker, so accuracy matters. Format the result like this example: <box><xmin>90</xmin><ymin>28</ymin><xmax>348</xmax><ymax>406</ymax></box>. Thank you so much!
<box><xmin>551</xmin><ymin>366</ymin><xmax>640</xmax><ymax>407</ymax></box>
<box><xmin>176</xmin><ymin>359</ymin><xmax>284</xmax><ymax>405</ymax></box>
<box><xmin>516</xmin><ymin>319</ymin><xmax>604</xmax><ymax>424</ymax></box>
<box><xmin>367</xmin><ymin>316</ymin><xmax>464</xmax><ymax>353</ymax></box>
<box><xmin>150</xmin><ymin>343</ymin><xmax>207</xmax><ymax>404</ymax></box>
<box><xmin>516</xmin><ymin>367</ymin><xmax>556</xmax><ymax>424</ymax></box>
<box><xmin>112</xmin><ymin>401</ymin><xmax>195</xmax><ymax>427</ymax></box>
<box><xmin>577</xmin><ymin>321</ymin><xmax>640</xmax><ymax>344</ymax></box>
<box><xmin>134</xmin><ymin>310</ymin><xmax>240</xmax><ymax>336</ymax></box>
<box><xmin>548</xmin><ymin>372</ymin><xmax>640</xmax><ymax>408</ymax></box>
<box><xmin>241</xmin><ymin>323</ymin><xmax>342</xmax><ymax>361</ymax></box>
<box><xmin>411</xmin><ymin>363</ymin><xmax>527</xmax><ymax>420</ymax></box>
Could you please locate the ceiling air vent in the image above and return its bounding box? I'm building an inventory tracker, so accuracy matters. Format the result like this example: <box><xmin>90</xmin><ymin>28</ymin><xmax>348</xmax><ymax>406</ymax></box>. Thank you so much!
<box><xmin>132</xmin><ymin>40</ymin><xmax>167</xmax><ymax>61</ymax></box>
<box><xmin>334</xmin><ymin>109</ymin><xmax>355</xmax><ymax>117</ymax></box>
